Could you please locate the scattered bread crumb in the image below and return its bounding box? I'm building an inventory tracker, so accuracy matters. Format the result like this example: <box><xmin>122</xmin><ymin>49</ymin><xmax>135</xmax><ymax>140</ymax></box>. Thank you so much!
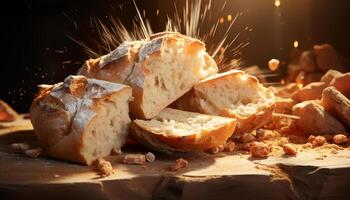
<box><xmin>111</xmin><ymin>148</ymin><xmax>122</xmax><ymax>156</ymax></box>
<box><xmin>283</xmin><ymin>144</ymin><xmax>297</xmax><ymax>156</ymax></box>
<box><xmin>145</xmin><ymin>152</ymin><xmax>155</xmax><ymax>162</ymax></box>
<box><xmin>24</xmin><ymin>147</ymin><xmax>42</xmax><ymax>158</ymax></box>
<box><xmin>205</xmin><ymin>145</ymin><xmax>224</xmax><ymax>154</ymax></box>
<box><xmin>308</xmin><ymin>135</ymin><xmax>316</xmax><ymax>143</ymax></box>
<box><xmin>333</xmin><ymin>134</ymin><xmax>348</xmax><ymax>144</ymax></box>
<box><xmin>223</xmin><ymin>141</ymin><xmax>235</xmax><ymax>152</ymax></box>
<box><xmin>169</xmin><ymin>158</ymin><xmax>188</xmax><ymax>171</ymax></box>
<box><xmin>123</xmin><ymin>154</ymin><xmax>146</xmax><ymax>165</ymax></box>
<box><xmin>249</xmin><ymin>142</ymin><xmax>271</xmax><ymax>158</ymax></box>
<box><xmin>11</xmin><ymin>143</ymin><xmax>30</xmax><ymax>153</ymax></box>
<box><xmin>312</xmin><ymin>136</ymin><xmax>326</xmax><ymax>147</ymax></box>
<box><xmin>95</xmin><ymin>158</ymin><xmax>114</xmax><ymax>177</ymax></box>
<box><xmin>240</xmin><ymin>132</ymin><xmax>255</xmax><ymax>143</ymax></box>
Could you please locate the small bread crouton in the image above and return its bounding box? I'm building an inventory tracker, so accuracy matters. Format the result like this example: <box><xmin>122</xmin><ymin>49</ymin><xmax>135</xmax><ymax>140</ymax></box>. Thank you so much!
<box><xmin>205</xmin><ymin>145</ymin><xmax>224</xmax><ymax>154</ymax></box>
<box><xmin>312</xmin><ymin>136</ymin><xmax>326</xmax><ymax>147</ymax></box>
<box><xmin>123</xmin><ymin>154</ymin><xmax>146</xmax><ymax>165</ymax></box>
<box><xmin>95</xmin><ymin>158</ymin><xmax>114</xmax><ymax>177</ymax></box>
<box><xmin>283</xmin><ymin>144</ymin><xmax>297</xmax><ymax>156</ymax></box>
<box><xmin>24</xmin><ymin>148</ymin><xmax>42</xmax><ymax>159</ymax></box>
<box><xmin>223</xmin><ymin>141</ymin><xmax>236</xmax><ymax>152</ymax></box>
<box><xmin>333</xmin><ymin>134</ymin><xmax>348</xmax><ymax>144</ymax></box>
<box><xmin>249</xmin><ymin>142</ymin><xmax>271</xmax><ymax>158</ymax></box>
<box><xmin>169</xmin><ymin>158</ymin><xmax>188</xmax><ymax>171</ymax></box>
<box><xmin>11</xmin><ymin>143</ymin><xmax>30</xmax><ymax>153</ymax></box>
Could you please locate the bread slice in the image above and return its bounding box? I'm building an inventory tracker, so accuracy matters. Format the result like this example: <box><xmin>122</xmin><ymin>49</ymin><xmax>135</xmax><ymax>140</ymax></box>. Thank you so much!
<box><xmin>30</xmin><ymin>75</ymin><xmax>132</xmax><ymax>165</ymax></box>
<box><xmin>130</xmin><ymin>108</ymin><xmax>236</xmax><ymax>153</ymax></box>
<box><xmin>172</xmin><ymin>69</ymin><xmax>275</xmax><ymax>136</ymax></box>
<box><xmin>78</xmin><ymin>32</ymin><xmax>218</xmax><ymax>119</ymax></box>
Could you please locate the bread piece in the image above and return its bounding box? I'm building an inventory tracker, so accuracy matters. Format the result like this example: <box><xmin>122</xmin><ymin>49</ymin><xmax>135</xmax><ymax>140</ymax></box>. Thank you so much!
<box><xmin>172</xmin><ymin>70</ymin><xmax>275</xmax><ymax>136</ymax></box>
<box><xmin>291</xmin><ymin>82</ymin><xmax>327</xmax><ymax>102</ymax></box>
<box><xmin>329</xmin><ymin>72</ymin><xmax>350</xmax><ymax>98</ymax></box>
<box><xmin>130</xmin><ymin>108</ymin><xmax>236</xmax><ymax>153</ymax></box>
<box><xmin>292</xmin><ymin>100</ymin><xmax>345</xmax><ymax>135</ymax></box>
<box><xmin>30</xmin><ymin>75</ymin><xmax>132</xmax><ymax>165</ymax></box>
<box><xmin>0</xmin><ymin>100</ymin><xmax>19</xmax><ymax>122</ymax></box>
<box><xmin>78</xmin><ymin>32</ymin><xmax>218</xmax><ymax>119</ymax></box>
<box><xmin>320</xmin><ymin>69</ymin><xmax>342</xmax><ymax>85</ymax></box>
<box><xmin>321</xmin><ymin>87</ymin><xmax>350</xmax><ymax>128</ymax></box>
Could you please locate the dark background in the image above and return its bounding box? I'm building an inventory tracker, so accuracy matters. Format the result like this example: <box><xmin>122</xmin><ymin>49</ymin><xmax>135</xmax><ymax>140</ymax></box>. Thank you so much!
<box><xmin>1</xmin><ymin>0</ymin><xmax>350</xmax><ymax>112</ymax></box>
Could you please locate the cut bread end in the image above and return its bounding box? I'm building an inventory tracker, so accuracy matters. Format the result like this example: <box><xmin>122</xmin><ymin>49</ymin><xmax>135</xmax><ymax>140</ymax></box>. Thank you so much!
<box><xmin>130</xmin><ymin>108</ymin><xmax>236</xmax><ymax>153</ymax></box>
<box><xmin>133</xmin><ymin>35</ymin><xmax>217</xmax><ymax>119</ymax></box>
<box><xmin>80</xmin><ymin>89</ymin><xmax>132</xmax><ymax>164</ymax></box>
<box><xmin>173</xmin><ymin>70</ymin><xmax>275</xmax><ymax>136</ymax></box>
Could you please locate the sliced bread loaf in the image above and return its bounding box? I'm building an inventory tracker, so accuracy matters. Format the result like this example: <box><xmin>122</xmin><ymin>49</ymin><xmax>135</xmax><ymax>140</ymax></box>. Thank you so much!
<box><xmin>130</xmin><ymin>108</ymin><xmax>236</xmax><ymax>153</ymax></box>
<box><xmin>30</xmin><ymin>75</ymin><xmax>132</xmax><ymax>165</ymax></box>
<box><xmin>173</xmin><ymin>70</ymin><xmax>275</xmax><ymax>137</ymax></box>
<box><xmin>78</xmin><ymin>32</ymin><xmax>218</xmax><ymax>119</ymax></box>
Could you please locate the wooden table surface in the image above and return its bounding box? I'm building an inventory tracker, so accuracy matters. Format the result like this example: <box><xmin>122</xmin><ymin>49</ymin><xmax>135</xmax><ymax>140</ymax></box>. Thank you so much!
<box><xmin>1</xmin><ymin>117</ymin><xmax>350</xmax><ymax>200</ymax></box>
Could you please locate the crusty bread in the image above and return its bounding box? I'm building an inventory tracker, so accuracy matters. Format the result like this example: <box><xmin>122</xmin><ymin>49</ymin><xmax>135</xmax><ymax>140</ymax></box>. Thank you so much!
<box><xmin>30</xmin><ymin>75</ymin><xmax>132</xmax><ymax>165</ymax></box>
<box><xmin>172</xmin><ymin>69</ymin><xmax>275</xmax><ymax>136</ymax></box>
<box><xmin>130</xmin><ymin>108</ymin><xmax>236</xmax><ymax>153</ymax></box>
<box><xmin>321</xmin><ymin>86</ymin><xmax>350</xmax><ymax>128</ymax></box>
<box><xmin>78</xmin><ymin>32</ymin><xmax>218</xmax><ymax>119</ymax></box>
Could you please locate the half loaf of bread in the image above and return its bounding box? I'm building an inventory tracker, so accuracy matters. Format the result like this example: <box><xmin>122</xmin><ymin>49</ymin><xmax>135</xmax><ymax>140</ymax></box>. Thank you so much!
<box><xmin>172</xmin><ymin>70</ymin><xmax>275</xmax><ymax>137</ymax></box>
<box><xmin>30</xmin><ymin>75</ymin><xmax>132</xmax><ymax>165</ymax></box>
<box><xmin>78</xmin><ymin>32</ymin><xmax>218</xmax><ymax>119</ymax></box>
<box><xmin>130</xmin><ymin>108</ymin><xmax>236</xmax><ymax>153</ymax></box>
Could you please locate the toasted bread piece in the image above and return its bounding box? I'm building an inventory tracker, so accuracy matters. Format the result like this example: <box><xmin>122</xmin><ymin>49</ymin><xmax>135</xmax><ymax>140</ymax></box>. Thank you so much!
<box><xmin>130</xmin><ymin>108</ymin><xmax>236</xmax><ymax>153</ymax></box>
<box><xmin>172</xmin><ymin>70</ymin><xmax>275</xmax><ymax>136</ymax></box>
<box><xmin>30</xmin><ymin>76</ymin><xmax>132</xmax><ymax>165</ymax></box>
<box><xmin>78</xmin><ymin>32</ymin><xmax>217</xmax><ymax>119</ymax></box>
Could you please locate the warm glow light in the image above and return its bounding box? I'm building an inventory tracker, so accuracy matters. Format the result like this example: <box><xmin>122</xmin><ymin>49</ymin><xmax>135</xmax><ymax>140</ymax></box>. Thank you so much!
<box><xmin>274</xmin><ymin>0</ymin><xmax>281</xmax><ymax>7</ymax></box>
<box><xmin>293</xmin><ymin>40</ymin><xmax>299</xmax><ymax>48</ymax></box>
<box><xmin>219</xmin><ymin>17</ymin><xmax>224</xmax><ymax>24</ymax></box>
<box><xmin>268</xmin><ymin>59</ymin><xmax>280</xmax><ymax>71</ymax></box>
<box><xmin>227</xmin><ymin>14</ymin><xmax>232</xmax><ymax>22</ymax></box>
<box><xmin>280</xmin><ymin>79</ymin><xmax>285</xmax><ymax>85</ymax></box>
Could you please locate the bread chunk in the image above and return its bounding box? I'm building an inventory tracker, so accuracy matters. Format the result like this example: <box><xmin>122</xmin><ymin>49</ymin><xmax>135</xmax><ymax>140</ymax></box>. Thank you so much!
<box><xmin>78</xmin><ymin>32</ymin><xmax>218</xmax><ymax>119</ymax></box>
<box><xmin>321</xmin><ymin>87</ymin><xmax>350</xmax><ymax>128</ymax></box>
<box><xmin>30</xmin><ymin>75</ymin><xmax>132</xmax><ymax>165</ymax></box>
<box><xmin>292</xmin><ymin>100</ymin><xmax>345</xmax><ymax>135</ymax></box>
<box><xmin>292</xmin><ymin>82</ymin><xmax>327</xmax><ymax>102</ymax></box>
<box><xmin>130</xmin><ymin>108</ymin><xmax>236</xmax><ymax>153</ymax></box>
<box><xmin>173</xmin><ymin>69</ymin><xmax>275</xmax><ymax>136</ymax></box>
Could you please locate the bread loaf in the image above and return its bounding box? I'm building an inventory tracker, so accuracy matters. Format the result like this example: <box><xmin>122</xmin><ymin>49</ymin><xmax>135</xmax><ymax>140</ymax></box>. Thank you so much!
<box><xmin>130</xmin><ymin>108</ymin><xmax>236</xmax><ymax>153</ymax></box>
<box><xmin>78</xmin><ymin>32</ymin><xmax>218</xmax><ymax>119</ymax></box>
<box><xmin>172</xmin><ymin>70</ymin><xmax>275</xmax><ymax>136</ymax></box>
<box><xmin>30</xmin><ymin>75</ymin><xmax>132</xmax><ymax>165</ymax></box>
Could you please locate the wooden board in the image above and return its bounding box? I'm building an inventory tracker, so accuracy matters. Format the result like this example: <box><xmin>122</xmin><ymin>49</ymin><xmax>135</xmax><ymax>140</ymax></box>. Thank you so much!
<box><xmin>1</xmin><ymin>119</ymin><xmax>350</xmax><ymax>200</ymax></box>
